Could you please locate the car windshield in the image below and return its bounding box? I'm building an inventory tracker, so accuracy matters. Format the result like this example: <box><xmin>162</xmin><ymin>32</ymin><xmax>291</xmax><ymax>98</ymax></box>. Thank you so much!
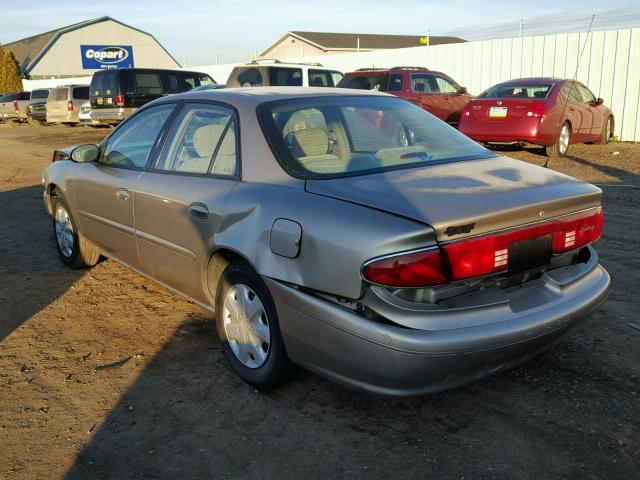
<box><xmin>31</xmin><ymin>89</ymin><xmax>49</xmax><ymax>99</ymax></box>
<box><xmin>258</xmin><ymin>95</ymin><xmax>494</xmax><ymax>179</ymax></box>
<box><xmin>481</xmin><ymin>83</ymin><xmax>553</xmax><ymax>99</ymax></box>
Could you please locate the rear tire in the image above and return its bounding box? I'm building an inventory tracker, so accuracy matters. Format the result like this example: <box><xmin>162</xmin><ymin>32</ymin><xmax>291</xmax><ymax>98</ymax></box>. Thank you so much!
<box><xmin>545</xmin><ymin>122</ymin><xmax>570</xmax><ymax>158</ymax></box>
<box><xmin>215</xmin><ymin>261</ymin><xmax>293</xmax><ymax>390</ymax></box>
<box><xmin>51</xmin><ymin>193</ymin><xmax>100</xmax><ymax>269</ymax></box>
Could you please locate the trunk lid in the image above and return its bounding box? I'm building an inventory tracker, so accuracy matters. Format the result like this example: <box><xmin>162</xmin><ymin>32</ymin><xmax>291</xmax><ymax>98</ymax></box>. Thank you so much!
<box><xmin>306</xmin><ymin>156</ymin><xmax>601</xmax><ymax>242</ymax></box>
<box><xmin>468</xmin><ymin>98</ymin><xmax>543</xmax><ymax>124</ymax></box>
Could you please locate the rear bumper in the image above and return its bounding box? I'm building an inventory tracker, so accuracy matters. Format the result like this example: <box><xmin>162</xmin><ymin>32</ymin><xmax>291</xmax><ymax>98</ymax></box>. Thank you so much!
<box><xmin>28</xmin><ymin>111</ymin><xmax>46</xmax><ymax>121</ymax></box>
<box><xmin>266</xmin><ymin>248</ymin><xmax>609</xmax><ymax>396</ymax></box>
<box><xmin>90</xmin><ymin>107</ymin><xmax>136</xmax><ymax>124</ymax></box>
<box><xmin>460</xmin><ymin>117</ymin><xmax>556</xmax><ymax>145</ymax></box>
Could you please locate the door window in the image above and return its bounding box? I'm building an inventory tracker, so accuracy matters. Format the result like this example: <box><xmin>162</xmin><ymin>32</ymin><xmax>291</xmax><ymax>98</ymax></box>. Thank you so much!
<box><xmin>577</xmin><ymin>84</ymin><xmax>596</xmax><ymax>104</ymax></box>
<box><xmin>101</xmin><ymin>104</ymin><xmax>176</xmax><ymax>168</ymax></box>
<box><xmin>434</xmin><ymin>76</ymin><xmax>459</xmax><ymax>93</ymax></box>
<box><xmin>135</xmin><ymin>72</ymin><xmax>163</xmax><ymax>95</ymax></box>
<box><xmin>269</xmin><ymin>67</ymin><xmax>302</xmax><ymax>86</ymax></box>
<box><xmin>387</xmin><ymin>74</ymin><xmax>404</xmax><ymax>92</ymax></box>
<box><xmin>155</xmin><ymin>104</ymin><xmax>238</xmax><ymax>176</ymax></box>
<box><xmin>562</xmin><ymin>83</ymin><xmax>583</xmax><ymax>104</ymax></box>
<box><xmin>237</xmin><ymin>69</ymin><xmax>263</xmax><ymax>87</ymax></box>
<box><xmin>410</xmin><ymin>74</ymin><xmax>436</xmax><ymax>92</ymax></box>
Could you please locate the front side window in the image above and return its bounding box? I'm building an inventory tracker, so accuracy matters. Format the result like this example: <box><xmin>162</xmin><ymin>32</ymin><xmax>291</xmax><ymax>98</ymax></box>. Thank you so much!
<box><xmin>101</xmin><ymin>104</ymin><xmax>175</xmax><ymax>168</ymax></box>
<box><xmin>259</xmin><ymin>96</ymin><xmax>494</xmax><ymax>178</ymax></box>
<box><xmin>577</xmin><ymin>84</ymin><xmax>596</xmax><ymax>104</ymax></box>
<box><xmin>410</xmin><ymin>74</ymin><xmax>436</xmax><ymax>93</ymax></box>
<box><xmin>434</xmin><ymin>76</ymin><xmax>459</xmax><ymax>93</ymax></box>
<box><xmin>269</xmin><ymin>67</ymin><xmax>302</xmax><ymax>86</ymax></box>
<box><xmin>155</xmin><ymin>103</ymin><xmax>238</xmax><ymax>176</ymax></box>
<box><xmin>387</xmin><ymin>74</ymin><xmax>403</xmax><ymax>92</ymax></box>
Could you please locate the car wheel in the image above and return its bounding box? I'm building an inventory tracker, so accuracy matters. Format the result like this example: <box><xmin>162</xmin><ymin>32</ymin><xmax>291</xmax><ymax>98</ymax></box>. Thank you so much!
<box><xmin>545</xmin><ymin>122</ymin><xmax>570</xmax><ymax>158</ymax></box>
<box><xmin>51</xmin><ymin>194</ymin><xmax>100</xmax><ymax>268</ymax></box>
<box><xmin>215</xmin><ymin>261</ymin><xmax>293</xmax><ymax>390</ymax></box>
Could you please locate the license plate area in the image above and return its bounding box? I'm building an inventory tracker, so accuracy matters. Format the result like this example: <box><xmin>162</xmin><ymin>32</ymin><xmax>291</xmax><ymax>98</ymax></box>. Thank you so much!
<box><xmin>489</xmin><ymin>106</ymin><xmax>508</xmax><ymax>117</ymax></box>
<box><xmin>508</xmin><ymin>235</ymin><xmax>552</xmax><ymax>273</ymax></box>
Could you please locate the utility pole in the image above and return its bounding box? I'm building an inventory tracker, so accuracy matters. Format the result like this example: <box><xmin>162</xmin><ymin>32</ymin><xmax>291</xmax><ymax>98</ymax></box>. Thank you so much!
<box><xmin>357</xmin><ymin>36</ymin><xmax>360</xmax><ymax>53</ymax></box>
<box><xmin>519</xmin><ymin>19</ymin><xmax>523</xmax><ymax>37</ymax></box>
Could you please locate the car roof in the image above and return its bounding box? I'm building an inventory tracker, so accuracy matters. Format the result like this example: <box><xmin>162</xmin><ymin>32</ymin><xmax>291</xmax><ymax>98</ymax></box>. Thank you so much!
<box><xmin>168</xmin><ymin>86</ymin><xmax>391</xmax><ymax>108</ymax></box>
<box><xmin>497</xmin><ymin>77</ymin><xmax>565</xmax><ymax>85</ymax></box>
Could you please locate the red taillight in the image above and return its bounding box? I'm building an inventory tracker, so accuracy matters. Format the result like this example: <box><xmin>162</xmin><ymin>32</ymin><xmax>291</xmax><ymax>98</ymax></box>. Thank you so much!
<box><xmin>362</xmin><ymin>248</ymin><xmax>449</xmax><ymax>287</ymax></box>
<box><xmin>462</xmin><ymin>103</ymin><xmax>471</xmax><ymax>117</ymax></box>
<box><xmin>115</xmin><ymin>94</ymin><xmax>125</xmax><ymax>106</ymax></box>
<box><xmin>13</xmin><ymin>101</ymin><xmax>19</xmax><ymax>112</ymax></box>
<box><xmin>67</xmin><ymin>100</ymin><xmax>74</xmax><ymax>112</ymax></box>
<box><xmin>362</xmin><ymin>208</ymin><xmax>603</xmax><ymax>287</ymax></box>
<box><xmin>526</xmin><ymin>102</ymin><xmax>546</xmax><ymax>118</ymax></box>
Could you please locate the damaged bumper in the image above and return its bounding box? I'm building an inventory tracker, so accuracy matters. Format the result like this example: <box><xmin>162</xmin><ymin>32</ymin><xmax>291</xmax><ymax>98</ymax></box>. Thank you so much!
<box><xmin>265</xmin><ymin>247</ymin><xmax>610</xmax><ymax>396</ymax></box>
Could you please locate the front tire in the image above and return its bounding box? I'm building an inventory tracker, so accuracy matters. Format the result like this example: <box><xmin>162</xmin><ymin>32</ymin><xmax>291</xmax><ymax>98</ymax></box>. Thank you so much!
<box><xmin>601</xmin><ymin>116</ymin><xmax>613</xmax><ymax>144</ymax></box>
<box><xmin>215</xmin><ymin>261</ymin><xmax>292</xmax><ymax>390</ymax></box>
<box><xmin>51</xmin><ymin>194</ymin><xmax>100</xmax><ymax>268</ymax></box>
<box><xmin>545</xmin><ymin>122</ymin><xmax>570</xmax><ymax>158</ymax></box>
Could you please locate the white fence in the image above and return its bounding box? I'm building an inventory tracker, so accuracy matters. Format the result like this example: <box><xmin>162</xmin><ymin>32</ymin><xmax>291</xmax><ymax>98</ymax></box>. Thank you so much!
<box><xmin>195</xmin><ymin>28</ymin><xmax>640</xmax><ymax>142</ymax></box>
<box><xmin>23</xmin><ymin>28</ymin><xmax>640</xmax><ymax>141</ymax></box>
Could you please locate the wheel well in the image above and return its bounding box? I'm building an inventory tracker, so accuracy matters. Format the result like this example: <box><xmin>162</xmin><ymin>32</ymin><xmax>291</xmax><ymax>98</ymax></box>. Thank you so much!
<box><xmin>44</xmin><ymin>184</ymin><xmax>61</xmax><ymax>216</ymax></box>
<box><xmin>205</xmin><ymin>248</ymin><xmax>253</xmax><ymax>306</ymax></box>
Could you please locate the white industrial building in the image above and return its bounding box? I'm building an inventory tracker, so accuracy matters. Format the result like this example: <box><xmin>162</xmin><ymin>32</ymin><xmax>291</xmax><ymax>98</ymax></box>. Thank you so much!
<box><xmin>4</xmin><ymin>16</ymin><xmax>180</xmax><ymax>79</ymax></box>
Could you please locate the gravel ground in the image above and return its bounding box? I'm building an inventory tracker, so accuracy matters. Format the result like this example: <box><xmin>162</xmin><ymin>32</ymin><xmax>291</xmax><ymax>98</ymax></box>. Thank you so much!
<box><xmin>0</xmin><ymin>122</ymin><xmax>638</xmax><ymax>479</ymax></box>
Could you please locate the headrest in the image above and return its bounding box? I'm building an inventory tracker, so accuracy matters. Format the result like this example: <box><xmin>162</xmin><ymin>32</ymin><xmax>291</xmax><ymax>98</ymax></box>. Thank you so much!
<box><xmin>290</xmin><ymin>128</ymin><xmax>329</xmax><ymax>157</ymax></box>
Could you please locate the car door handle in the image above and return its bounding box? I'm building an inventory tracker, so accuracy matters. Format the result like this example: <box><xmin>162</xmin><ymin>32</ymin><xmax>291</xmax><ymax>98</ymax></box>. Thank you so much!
<box><xmin>116</xmin><ymin>189</ymin><xmax>130</xmax><ymax>201</ymax></box>
<box><xmin>188</xmin><ymin>203</ymin><xmax>209</xmax><ymax>220</ymax></box>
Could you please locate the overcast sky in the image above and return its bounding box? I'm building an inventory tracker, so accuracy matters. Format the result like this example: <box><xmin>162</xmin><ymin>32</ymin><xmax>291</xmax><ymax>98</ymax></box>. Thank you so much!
<box><xmin>1</xmin><ymin>0</ymin><xmax>639</xmax><ymax>66</ymax></box>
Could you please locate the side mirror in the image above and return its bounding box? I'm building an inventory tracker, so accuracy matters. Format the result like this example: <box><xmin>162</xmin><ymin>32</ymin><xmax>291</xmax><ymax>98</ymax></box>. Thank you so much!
<box><xmin>458</xmin><ymin>86</ymin><xmax>468</xmax><ymax>95</ymax></box>
<box><xmin>596</xmin><ymin>97</ymin><xmax>604</xmax><ymax>105</ymax></box>
<box><xmin>70</xmin><ymin>144</ymin><xmax>99</xmax><ymax>163</ymax></box>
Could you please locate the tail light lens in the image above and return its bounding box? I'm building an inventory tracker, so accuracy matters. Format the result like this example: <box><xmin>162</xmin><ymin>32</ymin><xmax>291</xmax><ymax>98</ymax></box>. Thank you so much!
<box><xmin>362</xmin><ymin>248</ymin><xmax>448</xmax><ymax>287</ymax></box>
<box><xmin>526</xmin><ymin>102</ymin><xmax>546</xmax><ymax>118</ymax></box>
<box><xmin>462</xmin><ymin>103</ymin><xmax>471</xmax><ymax>117</ymax></box>
<box><xmin>115</xmin><ymin>94</ymin><xmax>125</xmax><ymax>106</ymax></box>
<box><xmin>13</xmin><ymin>101</ymin><xmax>19</xmax><ymax>112</ymax></box>
<box><xmin>67</xmin><ymin>100</ymin><xmax>74</xmax><ymax>111</ymax></box>
<box><xmin>362</xmin><ymin>208</ymin><xmax>603</xmax><ymax>287</ymax></box>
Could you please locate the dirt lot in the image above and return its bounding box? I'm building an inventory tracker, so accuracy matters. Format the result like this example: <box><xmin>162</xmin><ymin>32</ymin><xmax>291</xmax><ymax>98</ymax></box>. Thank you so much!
<box><xmin>0</xmin><ymin>123</ymin><xmax>638</xmax><ymax>479</ymax></box>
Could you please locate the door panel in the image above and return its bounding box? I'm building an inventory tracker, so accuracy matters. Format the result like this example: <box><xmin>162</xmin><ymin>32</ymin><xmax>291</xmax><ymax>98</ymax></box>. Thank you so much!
<box><xmin>72</xmin><ymin>165</ymin><xmax>143</xmax><ymax>268</ymax></box>
<box><xmin>134</xmin><ymin>174</ymin><xmax>237</xmax><ymax>303</ymax></box>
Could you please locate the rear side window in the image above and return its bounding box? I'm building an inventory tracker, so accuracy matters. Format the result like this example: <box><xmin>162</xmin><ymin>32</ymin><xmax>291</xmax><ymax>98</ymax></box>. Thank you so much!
<box><xmin>73</xmin><ymin>87</ymin><xmax>89</xmax><ymax>100</ymax></box>
<box><xmin>338</xmin><ymin>75</ymin><xmax>384</xmax><ymax>90</ymax></box>
<box><xmin>269</xmin><ymin>67</ymin><xmax>302</xmax><ymax>86</ymax></box>
<box><xmin>236</xmin><ymin>68</ymin><xmax>263</xmax><ymax>87</ymax></box>
<box><xmin>101</xmin><ymin>104</ymin><xmax>175</xmax><ymax>168</ymax></box>
<box><xmin>387</xmin><ymin>74</ymin><xmax>403</xmax><ymax>92</ymax></box>
<box><xmin>30</xmin><ymin>89</ymin><xmax>49</xmax><ymax>99</ymax></box>
<box><xmin>577</xmin><ymin>84</ymin><xmax>596</xmax><ymax>103</ymax></box>
<box><xmin>16</xmin><ymin>92</ymin><xmax>31</xmax><ymax>100</ymax></box>
<box><xmin>155</xmin><ymin>104</ymin><xmax>237</xmax><ymax>176</ymax></box>
<box><xmin>135</xmin><ymin>73</ymin><xmax>163</xmax><ymax>95</ymax></box>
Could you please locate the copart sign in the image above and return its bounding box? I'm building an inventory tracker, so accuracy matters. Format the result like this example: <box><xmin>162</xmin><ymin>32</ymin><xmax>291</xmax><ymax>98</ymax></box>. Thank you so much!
<box><xmin>81</xmin><ymin>45</ymin><xmax>134</xmax><ymax>69</ymax></box>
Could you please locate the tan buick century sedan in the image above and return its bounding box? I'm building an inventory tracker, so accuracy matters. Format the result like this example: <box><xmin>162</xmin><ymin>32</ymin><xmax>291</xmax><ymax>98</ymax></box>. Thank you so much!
<box><xmin>42</xmin><ymin>87</ymin><xmax>609</xmax><ymax>396</ymax></box>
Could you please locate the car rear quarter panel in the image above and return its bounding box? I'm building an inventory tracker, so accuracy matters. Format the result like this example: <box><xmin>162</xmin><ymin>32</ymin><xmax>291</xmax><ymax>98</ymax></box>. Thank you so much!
<box><xmin>217</xmin><ymin>181</ymin><xmax>437</xmax><ymax>300</ymax></box>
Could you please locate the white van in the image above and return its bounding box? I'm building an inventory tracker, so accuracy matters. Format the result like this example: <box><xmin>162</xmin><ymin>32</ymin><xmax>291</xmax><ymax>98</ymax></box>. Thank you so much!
<box><xmin>226</xmin><ymin>60</ymin><xmax>343</xmax><ymax>88</ymax></box>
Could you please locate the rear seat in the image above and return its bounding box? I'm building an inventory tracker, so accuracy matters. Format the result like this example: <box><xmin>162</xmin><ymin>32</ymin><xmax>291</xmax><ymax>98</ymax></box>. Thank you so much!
<box><xmin>177</xmin><ymin>123</ymin><xmax>237</xmax><ymax>175</ymax></box>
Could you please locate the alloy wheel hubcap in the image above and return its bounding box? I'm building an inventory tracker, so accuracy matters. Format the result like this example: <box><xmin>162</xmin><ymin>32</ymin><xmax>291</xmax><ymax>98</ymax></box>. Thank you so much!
<box><xmin>559</xmin><ymin>125</ymin><xmax>569</xmax><ymax>154</ymax></box>
<box><xmin>223</xmin><ymin>283</ymin><xmax>271</xmax><ymax>369</ymax></box>
<box><xmin>54</xmin><ymin>205</ymin><xmax>74</xmax><ymax>258</ymax></box>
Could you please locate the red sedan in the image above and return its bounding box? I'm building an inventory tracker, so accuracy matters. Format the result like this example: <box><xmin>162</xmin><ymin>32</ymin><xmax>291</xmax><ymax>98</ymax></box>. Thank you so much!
<box><xmin>459</xmin><ymin>78</ymin><xmax>614</xmax><ymax>157</ymax></box>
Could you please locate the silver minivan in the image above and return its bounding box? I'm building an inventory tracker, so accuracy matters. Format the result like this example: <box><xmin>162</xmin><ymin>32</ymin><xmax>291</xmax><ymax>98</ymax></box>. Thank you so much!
<box><xmin>46</xmin><ymin>85</ymin><xmax>90</xmax><ymax>125</ymax></box>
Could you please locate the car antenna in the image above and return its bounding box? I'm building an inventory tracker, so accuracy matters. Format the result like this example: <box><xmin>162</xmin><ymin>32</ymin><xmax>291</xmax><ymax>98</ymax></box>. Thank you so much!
<box><xmin>545</xmin><ymin>13</ymin><xmax>595</xmax><ymax>168</ymax></box>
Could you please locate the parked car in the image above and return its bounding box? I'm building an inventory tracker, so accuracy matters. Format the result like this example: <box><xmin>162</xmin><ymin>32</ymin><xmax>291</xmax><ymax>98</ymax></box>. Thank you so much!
<box><xmin>46</xmin><ymin>85</ymin><xmax>90</xmax><ymax>125</ymax></box>
<box><xmin>459</xmin><ymin>78</ymin><xmax>614</xmax><ymax>157</ymax></box>
<box><xmin>42</xmin><ymin>87</ymin><xmax>609</xmax><ymax>396</ymax></box>
<box><xmin>90</xmin><ymin>68</ymin><xmax>215</xmax><ymax>125</ymax></box>
<box><xmin>78</xmin><ymin>101</ymin><xmax>101</xmax><ymax>126</ymax></box>
<box><xmin>226</xmin><ymin>60</ymin><xmax>344</xmax><ymax>88</ymax></box>
<box><xmin>0</xmin><ymin>92</ymin><xmax>31</xmax><ymax>122</ymax></box>
<box><xmin>26</xmin><ymin>89</ymin><xmax>50</xmax><ymax>124</ymax></box>
<box><xmin>190</xmin><ymin>83</ymin><xmax>225</xmax><ymax>92</ymax></box>
<box><xmin>338</xmin><ymin>66</ymin><xmax>472</xmax><ymax>127</ymax></box>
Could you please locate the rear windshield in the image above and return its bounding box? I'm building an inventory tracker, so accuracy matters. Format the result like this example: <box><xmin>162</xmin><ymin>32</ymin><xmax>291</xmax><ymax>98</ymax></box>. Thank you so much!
<box><xmin>49</xmin><ymin>88</ymin><xmax>68</xmax><ymax>101</ymax></box>
<box><xmin>258</xmin><ymin>96</ymin><xmax>494</xmax><ymax>179</ymax></box>
<box><xmin>481</xmin><ymin>84</ymin><xmax>553</xmax><ymax>99</ymax></box>
<box><xmin>0</xmin><ymin>94</ymin><xmax>16</xmax><ymax>102</ymax></box>
<box><xmin>30</xmin><ymin>89</ymin><xmax>49</xmax><ymax>99</ymax></box>
<box><xmin>338</xmin><ymin>74</ymin><xmax>385</xmax><ymax>90</ymax></box>
<box><xmin>73</xmin><ymin>87</ymin><xmax>90</xmax><ymax>99</ymax></box>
